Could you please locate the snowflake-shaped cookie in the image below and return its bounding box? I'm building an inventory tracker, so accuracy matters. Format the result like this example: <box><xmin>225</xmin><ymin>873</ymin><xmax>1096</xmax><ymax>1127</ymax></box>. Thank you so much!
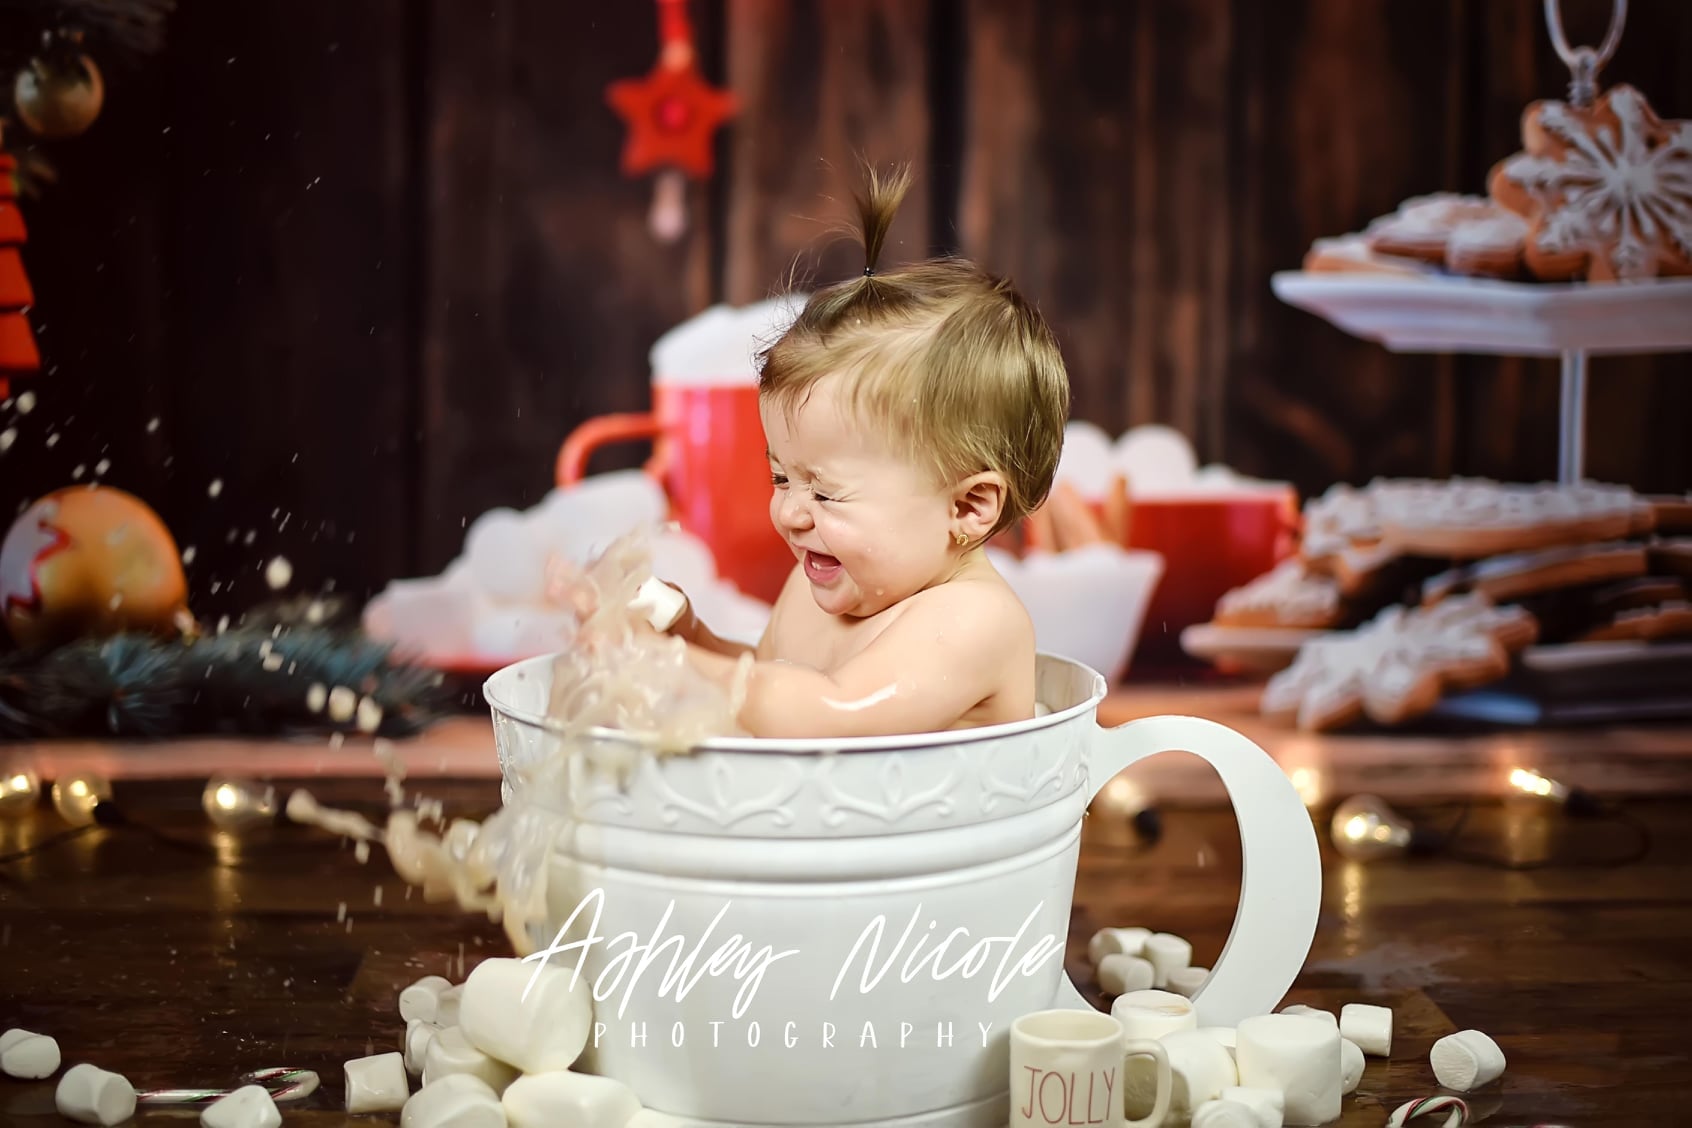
<box><xmin>1490</xmin><ymin>84</ymin><xmax>1692</xmax><ymax>282</ymax></box>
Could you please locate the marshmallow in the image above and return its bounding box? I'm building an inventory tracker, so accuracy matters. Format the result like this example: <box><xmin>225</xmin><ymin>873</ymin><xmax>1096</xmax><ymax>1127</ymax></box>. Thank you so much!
<box><xmin>1168</xmin><ymin>965</ymin><xmax>1211</xmax><ymax>998</ymax></box>
<box><xmin>1340</xmin><ymin>1003</ymin><xmax>1393</xmax><ymax>1057</ymax></box>
<box><xmin>0</xmin><ymin>1028</ymin><xmax>34</xmax><ymax>1053</ymax></box>
<box><xmin>54</xmin><ymin>1063</ymin><xmax>137</xmax><ymax>1126</ymax></box>
<box><xmin>459</xmin><ymin>957</ymin><xmax>593</xmax><ymax>1075</ymax></box>
<box><xmin>424</xmin><ymin>1026</ymin><xmax>519</xmax><ymax>1094</ymax></box>
<box><xmin>627</xmin><ymin>1111</ymin><xmax>691</xmax><ymax>1127</ymax></box>
<box><xmin>1220</xmin><ymin>1085</ymin><xmax>1285</xmax><ymax>1128</ymax></box>
<box><xmin>1098</xmin><ymin>953</ymin><xmax>1156</xmax><ymax>996</ymax></box>
<box><xmin>1235</xmin><ymin>1013</ymin><xmax>1342</xmax><ymax>1127</ymax></box>
<box><xmin>1111</xmin><ymin>989</ymin><xmax>1199</xmax><ymax>1042</ymax></box>
<box><xmin>1278</xmin><ymin>1005</ymin><xmax>1336</xmax><ymax>1028</ymax></box>
<box><xmin>1125</xmin><ymin>1029</ymin><xmax>1237</xmax><ymax>1122</ymax></box>
<box><xmin>344</xmin><ymin>1051</ymin><xmax>410</xmax><ymax>1113</ymax></box>
<box><xmin>434</xmin><ymin>985</ymin><xmax>464</xmax><ymax>1027</ymax></box>
<box><xmin>1200</xmin><ymin>1027</ymin><xmax>1238</xmax><ymax>1061</ymax></box>
<box><xmin>1340</xmin><ymin>1038</ymin><xmax>1364</xmax><ymax>1095</ymax></box>
<box><xmin>501</xmin><ymin>1071</ymin><xmax>642</xmax><ymax>1128</ymax></box>
<box><xmin>1193</xmin><ymin>1099</ymin><xmax>1263</xmax><ymax>1128</ymax></box>
<box><xmin>1430</xmin><ymin>1029</ymin><xmax>1506</xmax><ymax>1091</ymax></box>
<box><xmin>1144</xmin><ymin>932</ymin><xmax>1193</xmax><ymax>987</ymax></box>
<box><xmin>201</xmin><ymin>1085</ymin><xmax>282</xmax><ymax>1128</ymax></box>
<box><xmin>0</xmin><ymin>1031</ymin><xmax>60</xmax><ymax>1079</ymax></box>
<box><xmin>400</xmin><ymin>976</ymin><xmax>455</xmax><ymax>1023</ymax></box>
<box><xmin>405</xmin><ymin>1019</ymin><xmax>442</xmax><ymax>1076</ymax></box>
<box><xmin>630</xmin><ymin>576</ymin><xmax>688</xmax><ymax>631</ymax></box>
<box><xmin>1088</xmin><ymin>926</ymin><xmax>1152</xmax><ymax>965</ymax></box>
<box><xmin>400</xmin><ymin>1073</ymin><xmax>505</xmax><ymax>1128</ymax></box>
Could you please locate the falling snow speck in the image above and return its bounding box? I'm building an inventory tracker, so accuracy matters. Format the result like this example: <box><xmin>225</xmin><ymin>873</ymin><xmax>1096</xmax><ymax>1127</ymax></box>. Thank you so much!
<box><xmin>265</xmin><ymin>556</ymin><xmax>293</xmax><ymax>590</ymax></box>
<box><xmin>182</xmin><ymin>546</ymin><xmax>197</xmax><ymax>565</ymax></box>
<box><xmin>146</xmin><ymin>417</ymin><xmax>160</xmax><ymax>433</ymax></box>
<box><xmin>14</xmin><ymin>391</ymin><xmax>35</xmax><ymax>414</ymax></box>
<box><xmin>0</xmin><ymin>428</ymin><xmax>14</xmax><ymax>453</ymax></box>
<box><xmin>94</xmin><ymin>458</ymin><xmax>110</xmax><ymax>477</ymax></box>
<box><xmin>208</xmin><ymin>479</ymin><xmax>224</xmax><ymax>498</ymax></box>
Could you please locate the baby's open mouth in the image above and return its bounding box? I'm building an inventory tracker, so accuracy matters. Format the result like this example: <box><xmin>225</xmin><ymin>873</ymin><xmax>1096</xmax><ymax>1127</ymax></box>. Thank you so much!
<box><xmin>803</xmin><ymin>551</ymin><xmax>843</xmax><ymax>584</ymax></box>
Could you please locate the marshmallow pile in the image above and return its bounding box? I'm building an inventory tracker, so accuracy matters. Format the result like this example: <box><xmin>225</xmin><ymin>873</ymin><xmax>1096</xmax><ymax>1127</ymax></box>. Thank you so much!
<box><xmin>361</xmin><ymin>471</ymin><xmax>772</xmax><ymax>665</ymax></box>
<box><xmin>1055</xmin><ymin>422</ymin><xmax>1288</xmax><ymax>501</ymax></box>
<box><xmin>373</xmin><ymin>957</ymin><xmax>680</xmax><ymax>1128</ymax></box>
<box><xmin>1084</xmin><ymin>926</ymin><xmax>1508</xmax><ymax>1126</ymax></box>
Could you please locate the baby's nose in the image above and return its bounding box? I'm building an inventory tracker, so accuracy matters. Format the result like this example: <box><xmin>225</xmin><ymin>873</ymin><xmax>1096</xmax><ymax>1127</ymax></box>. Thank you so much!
<box><xmin>777</xmin><ymin>491</ymin><xmax>813</xmax><ymax>530</ymax></box>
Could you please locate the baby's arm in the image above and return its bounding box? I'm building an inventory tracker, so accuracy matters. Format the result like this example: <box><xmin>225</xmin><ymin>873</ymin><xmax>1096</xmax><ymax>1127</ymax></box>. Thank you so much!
<box><xmin>643</xmin><ymin>566</ymin><xmax>801</xmax><ymax>660</ymax></box>
<box><xmin>682</xmin><ymin>584</ymin><xmax>1016</xmax><ymax>739</ymax></box>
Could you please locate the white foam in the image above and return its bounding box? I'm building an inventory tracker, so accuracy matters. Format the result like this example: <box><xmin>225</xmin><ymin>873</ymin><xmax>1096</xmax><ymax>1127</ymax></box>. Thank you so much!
<box><xmin>650</xmin><ymin>296</ymin><xmax>808</xmax><ymax>387</ymax></box>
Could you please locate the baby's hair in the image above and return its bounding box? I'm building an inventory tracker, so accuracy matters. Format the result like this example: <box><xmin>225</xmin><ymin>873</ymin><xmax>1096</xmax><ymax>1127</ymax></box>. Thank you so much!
<box><xmin>758</xmin><ymin>164</ymin><xmax>1070</xmax><ymax>536</ymax></box>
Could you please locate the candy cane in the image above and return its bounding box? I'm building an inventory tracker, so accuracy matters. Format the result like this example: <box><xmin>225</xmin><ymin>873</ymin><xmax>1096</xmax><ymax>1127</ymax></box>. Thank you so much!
<box><xmin>136</xmin><ymin>1067</ymin><xmax>319</xmax><ymax>1106</ymax></box>
<box><xmin>1388</xmin><ymin>1096</ymin><xmax>1470</xmax><ymax>1128</ymax></box>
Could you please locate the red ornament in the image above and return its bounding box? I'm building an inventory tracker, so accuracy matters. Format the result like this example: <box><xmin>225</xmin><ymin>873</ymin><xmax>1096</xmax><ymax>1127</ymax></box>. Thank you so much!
<box><xmin>605</xmin><ymin>0</ymin><xmax>737</xmax><ymax>180</ymax></box>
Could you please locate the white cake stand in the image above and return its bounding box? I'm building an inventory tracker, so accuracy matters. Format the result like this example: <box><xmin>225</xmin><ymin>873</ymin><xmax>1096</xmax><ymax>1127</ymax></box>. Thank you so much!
<box><xmin>1270</xmin><ymin>271</ymin><xmax>1692</xmax><ymax>485</ymax></box>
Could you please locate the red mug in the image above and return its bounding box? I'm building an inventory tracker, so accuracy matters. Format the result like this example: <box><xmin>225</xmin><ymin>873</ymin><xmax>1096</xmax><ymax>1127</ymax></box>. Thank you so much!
<box><xmin>557</xmin><ymin>384</ymin><xmax>794</xmax><ymax>604</ymax></box>
<box><xmin>1124</xmin><ymin>490</ymin><xmax>1300</xmax><ymax>670</ymax></box>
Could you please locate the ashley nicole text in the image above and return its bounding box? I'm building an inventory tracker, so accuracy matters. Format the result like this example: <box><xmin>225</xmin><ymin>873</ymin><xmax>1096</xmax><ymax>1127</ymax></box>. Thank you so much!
<box><xmin>520</xmin><ymin>889</ymin><xmax>1065</xmax><ymax>1023</ymax></box>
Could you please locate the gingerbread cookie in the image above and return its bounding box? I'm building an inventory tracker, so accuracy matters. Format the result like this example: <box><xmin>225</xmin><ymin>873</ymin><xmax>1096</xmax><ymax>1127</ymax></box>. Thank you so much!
<box><xmin>1373</xmin><ymin>478</ymin><xmax>1643</xmax><ymax>558</ymax></box>
<box><xmin>1648</xmin><ymin>537</ymin><xmax>1692</xmax><ymax>580</ymax></box>
<box><xmin>1214</xmin><ymin>559</ymin><xmax>1345</xmax><ymax>630</ymax></box>
<box><xmin>1648</xmin><ymin>494</ymin><xmax>1692</xmax><ymax>535</ymax></box>
<box><xmin>1261</xmin><ymin>594</ymin><xmax>1539</xmax><ymax>731</ymax></box>
<box><xmin>1303</xmin><ymin>234</ymin><xmax>1439</xmax><ymax>279</ymax></box>
<box><xmin>1489</xmin><ymin>84</ymin><xmax>1692</xmax><ymax>283</ymax></box>
<box><xmin>1515</xmin><ymin>574</ymin><xmax>1687</xmax><ymax>643</ymax></box>
<box><xmin>1420</xmin><ymin>541</ymin><xmax>1648</xmax><ymax>606</ymax></box>
<box><xmin>1578</xmin><ymin>600</ymin><xmax>1692</xmax><ymax>643</ymax></box>
<box><xmin>1363</xmin><ymin>193</ymin><xmax>1529</xmax><ymax>279</ymax></box>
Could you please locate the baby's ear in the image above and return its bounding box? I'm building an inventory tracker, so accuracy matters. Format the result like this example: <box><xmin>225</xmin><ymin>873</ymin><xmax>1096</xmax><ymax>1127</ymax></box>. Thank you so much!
<box><xmin>952</xmin><ymin>472</ymin><xmax>1008</xmax><ymax>542</ymax></box>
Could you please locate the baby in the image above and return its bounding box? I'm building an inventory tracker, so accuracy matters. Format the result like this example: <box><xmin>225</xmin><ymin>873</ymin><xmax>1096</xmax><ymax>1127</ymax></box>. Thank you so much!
<box><xmin>657</xmin><ymin>166</ymin><xmax>1070</xmax><ymax>739</ymax></box>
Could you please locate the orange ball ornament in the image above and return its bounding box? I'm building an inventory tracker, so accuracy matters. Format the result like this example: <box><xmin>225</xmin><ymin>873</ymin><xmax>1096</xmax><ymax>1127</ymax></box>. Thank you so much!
<box><xmin>0</xmin><ymin>485</ymin><xmax>193</xmax><ymax>650</ymax></box>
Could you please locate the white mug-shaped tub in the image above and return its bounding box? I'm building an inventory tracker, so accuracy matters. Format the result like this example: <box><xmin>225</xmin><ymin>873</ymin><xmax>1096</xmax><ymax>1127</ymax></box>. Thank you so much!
<box><xmin>484</xmin><ymin>653</ymin><xmax>1321</xmax><ymax>1128</ymax></box>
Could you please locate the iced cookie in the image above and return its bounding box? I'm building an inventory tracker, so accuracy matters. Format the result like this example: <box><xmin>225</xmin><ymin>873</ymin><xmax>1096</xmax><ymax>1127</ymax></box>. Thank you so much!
<box><xmin>1514</xmin><ymin>574</ymin><xmax>1687</xmax><ymax>644</ymax></box>
<box><xmin>1373</xmin><ymin>478</ymin><xmax>1643</xmax><ymax>558</ymax></box>
<box><xmin>1214</xmin><ymin>559</ymin><xmax>1345</xmax><ymax>629</ymax></box>
<box><xmin>1303</xmin><ymin>234</ymin><xmax>1438</xmax><ymax>279</ymax></box>
<box><xmin>1578</xmin><ymin>600</ymin><xmax>1692</xmax><ymax>643</ymax></box>
<box><xmin>1647</xmin><ymin>538</ymin><xmax>1692</xmax><ymax>580</ymax></box>
<box><xmin>1363</xmin><ymin>194</ymin><xmax>1529</xmax><ymax>278</ymax></box>
<box><xmin>1490</xmin><ymin>84</ymin><xmax>1692</xmax><ymax>283</ymax></box>
<box><xmin>1420</xmin><ymin>542</ymin><xmax>1648</xmax><ymax>606</ymax></box>
<box><xmin>1261</xmin><ymin>594</ymin><xmax>1538</xmax><ymax>731</ymax></box>
<box><xmin>1648</xmin><ymin>494</ymin><xmax>1692</xmax><ymax>535</ymax></box>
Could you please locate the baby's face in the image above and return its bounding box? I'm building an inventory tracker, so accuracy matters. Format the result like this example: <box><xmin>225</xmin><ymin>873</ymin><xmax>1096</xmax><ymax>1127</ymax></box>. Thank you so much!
<box><xmin>761</xmin><ymin>379</ymin><xmax>960</xmax><ymax>619</ymax></box>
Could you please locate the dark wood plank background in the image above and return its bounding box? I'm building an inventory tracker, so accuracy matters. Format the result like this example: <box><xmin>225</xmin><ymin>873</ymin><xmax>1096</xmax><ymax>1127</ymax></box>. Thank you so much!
<box><xmin>2</xmin><ymin>0</ymin><xmax>1687</xmax><ymax>624</ymax></box>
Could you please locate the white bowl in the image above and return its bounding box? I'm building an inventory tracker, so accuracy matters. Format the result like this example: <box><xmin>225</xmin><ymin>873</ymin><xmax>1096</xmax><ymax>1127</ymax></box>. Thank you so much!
<box><xmin>989</xmin><ymin>544</ymin><xmax>1165</xmax><ymax>683</ymax></box>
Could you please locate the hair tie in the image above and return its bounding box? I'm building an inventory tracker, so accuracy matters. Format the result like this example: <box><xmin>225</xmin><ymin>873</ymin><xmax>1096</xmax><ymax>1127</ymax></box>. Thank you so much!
<box><xmin>863</xmin><ymin>267</ymin><xmax>875</xmax><ymax>277</ymax></box>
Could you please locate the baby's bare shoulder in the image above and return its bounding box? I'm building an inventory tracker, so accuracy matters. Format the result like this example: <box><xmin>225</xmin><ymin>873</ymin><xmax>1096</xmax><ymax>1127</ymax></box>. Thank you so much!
<box><xmin>904</xmin><ymin>573</ymin><xmax>1032</xmax><ymax>643</ymax></box>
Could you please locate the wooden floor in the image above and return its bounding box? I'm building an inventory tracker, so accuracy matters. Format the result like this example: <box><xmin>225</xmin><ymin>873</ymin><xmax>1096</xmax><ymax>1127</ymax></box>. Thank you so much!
<box><xmin>3</xmin><ymin>685</ymin><xmax>1690</xmax><ymax>1125</ymax></box>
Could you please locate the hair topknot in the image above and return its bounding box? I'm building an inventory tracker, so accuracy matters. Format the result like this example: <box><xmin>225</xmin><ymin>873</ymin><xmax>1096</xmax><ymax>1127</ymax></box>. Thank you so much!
<box><xmin>855</xmin><ymin>163</ymin><xmax>912</xmax><ymax>278</ymax></box>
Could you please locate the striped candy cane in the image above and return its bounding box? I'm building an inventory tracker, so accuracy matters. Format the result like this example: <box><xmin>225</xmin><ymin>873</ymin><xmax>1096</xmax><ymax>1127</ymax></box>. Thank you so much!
<box><xmin>1388</xmin><ymin>1096</ymin><xmax>1470</xmax><ymax>1128</ymax></box>
<box><xmin>136</xmin><ymin>1067</ymin><xmax>319</xmax><ymax>1106</ymax></box>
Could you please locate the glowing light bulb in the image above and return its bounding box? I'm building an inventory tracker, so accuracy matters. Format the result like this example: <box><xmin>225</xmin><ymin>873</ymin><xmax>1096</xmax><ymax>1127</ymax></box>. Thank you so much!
<box><xmin>201</xmin><ymin>776</ymin><xmax>278</xmax><ymax>831</ymax></box>
<box><xmin>1508</xmin><ymin>767</ymin><xmax>1569</xmax><ymax>802</ymax></box>
<box><xmin>1329</xmin><ymin>794</ymin><xmax>1415</xmax><ymax>862</ymax></box>
<box><xmin>0</xmin><ymin>763</ymin><xmax>40</xmax><ymax>818</ymax></box>
<box><xmin>51</xmin><ymin>774</ymin><xmax>112</xmax><ymax>828</ymax></box>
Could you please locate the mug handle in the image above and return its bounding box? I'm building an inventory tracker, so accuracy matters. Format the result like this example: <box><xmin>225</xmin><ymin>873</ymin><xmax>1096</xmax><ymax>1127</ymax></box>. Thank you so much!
<box><xmin>1079</xmin><ymin>716</ymin><xmax>1321</xmax><ymax>1027</ymax></box>
<box><xmin>1120</xmin><ymin>1038</ymin><xmax>1172</xmax><ymax>1128</ymax></box>
<box><xmin>556</xmin><ymin>413</ymin><xmax>663</xmax><ymax>485</ymax></box>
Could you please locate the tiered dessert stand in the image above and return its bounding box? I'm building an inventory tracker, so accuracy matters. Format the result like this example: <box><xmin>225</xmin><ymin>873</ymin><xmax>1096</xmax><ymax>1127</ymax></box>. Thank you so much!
<box><xmin>1272</xmin><ymin>0</ymin><xmax>1692</xmax><ymax>487</ymax></box>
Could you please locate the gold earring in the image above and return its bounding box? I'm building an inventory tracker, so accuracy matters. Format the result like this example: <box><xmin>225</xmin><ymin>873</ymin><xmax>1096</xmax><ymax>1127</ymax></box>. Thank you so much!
<box><xmin>955</xmin><ymin>531</ymin><xmax>969</xmax><ymax>546</ymax></box>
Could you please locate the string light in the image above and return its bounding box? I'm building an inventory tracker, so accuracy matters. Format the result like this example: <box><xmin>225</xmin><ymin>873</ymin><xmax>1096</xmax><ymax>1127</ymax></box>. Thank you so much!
<box><xmin>50</xmin><ymin>773</ymin><xmax>112</xmax><ymax>828</ymax></box>
<box><xmin>201</xmin><ymin>776</ymin><xmax>278</xmax><ymax>831</ymax></box>
<box><xmin>1329</xmin><ymin>794</ymin><xmax>1440</xmax><ymax>862</ymax></box>
<box><xmin>0</xmin><ymin>763</ymin><xmax>41</xmax><ymax>818</ymax></box>
<box><xmin>1507</xmin><ymin>766</ymin><xmax>1599</xmax><ymax>814</ymax></box>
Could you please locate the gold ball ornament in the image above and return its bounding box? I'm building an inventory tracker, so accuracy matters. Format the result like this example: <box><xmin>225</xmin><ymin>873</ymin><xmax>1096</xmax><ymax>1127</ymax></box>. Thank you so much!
<box><xmin>13</xmin><ymin>50</ymin><xmax>104</xmax><ymax>140</ymax></box>
<box><xmin>0</xmin><ymin>485</ymin><xmax>193</xmax><ymax>650</ymax></box>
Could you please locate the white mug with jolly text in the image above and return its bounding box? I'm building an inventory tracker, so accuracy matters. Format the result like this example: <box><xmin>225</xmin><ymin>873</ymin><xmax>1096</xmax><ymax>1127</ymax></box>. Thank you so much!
<box><xmin>1012</xmin><ymin>1009</ymin><xmax>1171</xmax><ymax>1128</ymax></box>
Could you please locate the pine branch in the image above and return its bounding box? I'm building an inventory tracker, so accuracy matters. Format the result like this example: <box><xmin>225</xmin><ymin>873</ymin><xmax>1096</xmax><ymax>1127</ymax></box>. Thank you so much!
<box><xmin>0</xmin><ymin>624</ymin><xmax>452</xmax><ymax>740</ymax></box>
<box><xmin>0</xmin><ymin>0</ymin><xmax>174</xmax><ymax>64</ymax></box>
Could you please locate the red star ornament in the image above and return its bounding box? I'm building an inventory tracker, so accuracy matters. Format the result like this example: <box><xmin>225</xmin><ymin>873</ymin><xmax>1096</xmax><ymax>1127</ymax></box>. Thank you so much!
<box><xmin>606</xmin><ymin>58</ymin><xmax>738</xmax><ymax>180</ymax></box>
